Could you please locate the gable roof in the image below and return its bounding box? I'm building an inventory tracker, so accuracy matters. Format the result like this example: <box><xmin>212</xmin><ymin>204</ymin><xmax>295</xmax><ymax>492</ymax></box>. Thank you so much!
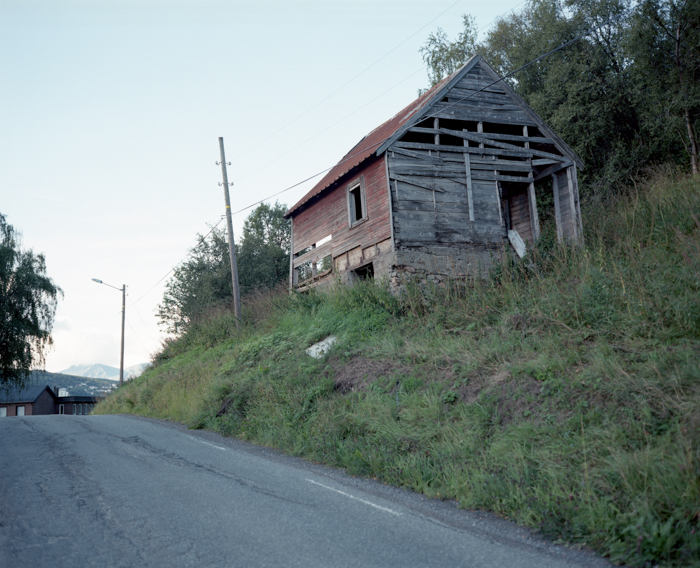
<box><xmin>0</xmin><ymin>384</ymin><xmax>55</xmax><ymax>404</ymax></box>
<box><xmin>285</xmin><ymin>54</ymin><xmax>583</xmax><ymax>219</ymax></box>
<box><xmin>284</xmin><ymin>68</ymin><xmax>459</xmax><ymax>218</ymax></box>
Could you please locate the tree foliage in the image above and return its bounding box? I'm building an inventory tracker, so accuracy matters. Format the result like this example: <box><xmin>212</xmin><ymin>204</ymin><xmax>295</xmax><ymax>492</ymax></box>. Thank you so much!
<box><xmin>419</xmin><ymin>0</ymin><xmax>700</xmax><ymax>192</ymax></box>
<box><xmin>0</xmin><ymin>214</ymin><xmax>61</xmax><ymax>388</ymax></box>
<box><xmin>158</xmin><ymin>202</ymin><xmax>290</xmax><ymax>334</ymax></box>
<box><xmin>237</xmin><ymin>202</ymin><xmax>290</xmax><ymax>294</ymax></box>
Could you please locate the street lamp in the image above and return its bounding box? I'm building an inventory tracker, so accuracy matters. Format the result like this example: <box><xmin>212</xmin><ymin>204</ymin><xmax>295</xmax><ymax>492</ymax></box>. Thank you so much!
<box><xmin>92</xmin><ymin>278</ymin><xmax>126</xmax><ymax>387</ymax></box>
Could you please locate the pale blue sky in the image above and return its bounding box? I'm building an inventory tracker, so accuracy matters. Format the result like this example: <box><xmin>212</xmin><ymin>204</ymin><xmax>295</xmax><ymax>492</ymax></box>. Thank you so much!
<box><xmin>1</xmin><ymin>0</ymin><xmax>525</xmax><ymax>372</ymax></box>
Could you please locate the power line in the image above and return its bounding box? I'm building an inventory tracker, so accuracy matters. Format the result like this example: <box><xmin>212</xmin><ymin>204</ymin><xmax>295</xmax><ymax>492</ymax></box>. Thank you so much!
<box><xmin>228</xmin><ymin>0</ymin><xmax>463</xmax><ymax>167</ymax></box>
<box><xmin>424</xmin><ymin>11</ymin><xmax>628</xmax><ymax>121</ymax></box>
<box><xmin>232</xmin><ymin>65</ymin><xmax>427</xmax><ymax>185</ymax></box>
<box><xmin>132</xmin><ymin>217</ymin><xmax>226</xmax><ymax>305</ymax></box>
<box><xmin>131</xmin><ymin>135</ymin><xmax>390</xmax><ymax>307</ymax></box>
<box><xmin>131</xmin><ymin>3</ymin><xmax>617</xmax><ymax>309</ymax></box>
<box><xmin>475</xmin><ymin>0</ymin><xmax>527</xmax><ymax>35</ymax></box>
<box><xmin>125</xmin><ymin>318</ymin><xmax>153</xmax><ymax>358</ymax></box>
<box><xmin>229</xmin><ymin>0</ymin><xmax>534</xmax><ymax>187</ymax></box>
<box><xmin>128</xmin><ymin>295</ymin><xmax>161</xmax><ymax>344</ymax></box>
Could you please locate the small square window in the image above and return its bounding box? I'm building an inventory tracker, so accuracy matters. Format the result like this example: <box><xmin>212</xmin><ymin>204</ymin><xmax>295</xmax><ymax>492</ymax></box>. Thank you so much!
<box><xmin>348</xmin><ymin>179</ymin><xmax>367</xmax><ymax>227</ymax></box>
<box><xmin>16</xmin><ymin>406</ymin><xmax>25</xmax><ymax>416</ymax></box>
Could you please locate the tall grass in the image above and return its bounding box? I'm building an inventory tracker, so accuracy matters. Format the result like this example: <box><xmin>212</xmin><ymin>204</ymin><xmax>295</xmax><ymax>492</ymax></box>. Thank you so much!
<box><xmin>97</xmin><ymin>171</ymin><xmax>700</xmax><ymax>567</ymax></box>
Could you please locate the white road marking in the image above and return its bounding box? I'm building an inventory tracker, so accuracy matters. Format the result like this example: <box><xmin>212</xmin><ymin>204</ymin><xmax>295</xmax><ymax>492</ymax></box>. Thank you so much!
<box><xmin>189</xmin><ymin>437</ymin><xmax>226</xmax><ymax>451</ymax></box>
<box><xmin>306</xmin><ymin>479</ymin><xmax>401</xmax><ymax>516</ymax></box>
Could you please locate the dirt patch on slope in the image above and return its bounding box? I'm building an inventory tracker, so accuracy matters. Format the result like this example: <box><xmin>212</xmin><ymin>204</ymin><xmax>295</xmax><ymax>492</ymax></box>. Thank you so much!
<box><xmin>332</xmin><ymin>357</ymin><xmax>406</xmax><ymax>394</ymax></box>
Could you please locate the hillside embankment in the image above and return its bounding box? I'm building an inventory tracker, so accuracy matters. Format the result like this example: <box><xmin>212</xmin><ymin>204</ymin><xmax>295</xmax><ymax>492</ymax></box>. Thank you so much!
<box><xmin>97</xmin><ymin>171</ymin><xmax>700</xmax><ymax>567</ymax></box>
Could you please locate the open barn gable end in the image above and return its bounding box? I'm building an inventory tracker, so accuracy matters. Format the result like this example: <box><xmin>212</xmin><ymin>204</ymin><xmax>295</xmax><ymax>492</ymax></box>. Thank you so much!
<box><xmin>285</xmin><ymin>55</ymin><xmax>584</xmax><ymax>292</ymax></box>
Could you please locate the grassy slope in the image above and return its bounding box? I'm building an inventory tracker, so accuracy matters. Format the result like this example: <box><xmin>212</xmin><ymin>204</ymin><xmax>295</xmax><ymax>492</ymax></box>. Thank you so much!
<box><xmin>97</xmin><ymin>172</ymin><xmax>700</xmax><ymax>567</ymax></box>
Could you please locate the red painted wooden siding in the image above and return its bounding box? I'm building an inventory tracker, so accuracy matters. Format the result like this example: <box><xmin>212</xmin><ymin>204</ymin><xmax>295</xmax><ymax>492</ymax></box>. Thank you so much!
<box><xmin>293</xmin><ymin>155</ymin><xmax>391</xmax><ymax>258</ymax></box>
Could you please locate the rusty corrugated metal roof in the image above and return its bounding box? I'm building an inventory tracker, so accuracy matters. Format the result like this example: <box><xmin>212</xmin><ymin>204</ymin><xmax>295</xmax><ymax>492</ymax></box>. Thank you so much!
<box><xmin>285</xmin><ymin>72</ymin><xmax>456</xmax><ymax>218</ymax></box>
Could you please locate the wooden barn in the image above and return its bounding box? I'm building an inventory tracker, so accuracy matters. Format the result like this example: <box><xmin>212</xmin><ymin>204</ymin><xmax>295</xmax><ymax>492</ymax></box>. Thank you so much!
<box><xmin>285</xmin><ymin>54</ymin><xmax>584</xmax><ymax>292</ymax></box>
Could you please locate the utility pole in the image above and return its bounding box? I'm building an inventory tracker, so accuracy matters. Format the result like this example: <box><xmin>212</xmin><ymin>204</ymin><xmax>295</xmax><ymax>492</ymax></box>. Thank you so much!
<box><xmin>217</xmin><ymin>137</ymin><xmax>242</xmax><ymax>327</ymax></box>
<box><xmin>91</xmin><ymin>278</ymin><xmax>126</xmax><ymax>387</ymax></box>
<box><xmin>120</xmin><ymin>284</ymin><xmax>125</xmax><ymax>387</ymax></box>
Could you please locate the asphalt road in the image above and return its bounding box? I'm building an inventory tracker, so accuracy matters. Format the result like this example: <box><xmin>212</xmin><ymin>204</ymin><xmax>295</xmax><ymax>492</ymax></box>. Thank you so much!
<box><xmin>0</xmin><ymin>415</ymin><xmax>611</xmax><ymax>567</ymax></box>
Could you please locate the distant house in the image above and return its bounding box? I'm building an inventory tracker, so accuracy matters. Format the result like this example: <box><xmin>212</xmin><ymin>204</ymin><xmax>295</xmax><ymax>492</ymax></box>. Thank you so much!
<box><xmin>0</xmin><ymin>384</ymin><xmax>103</xmax><ymax>417</ymax></box>
<box><xmin>0</xmin><ymin>385</ymin><xmax>57</xmax><ymax>417</ymax></box>
<box><xmin>54</xmin><ymin>390</ymin><xmax>102</xmax><ymax>416</ymax></box>
<box><xmin>285</xmin><ymin>55</ymin><xmax>584</xmax><ymax>292</ymax></box>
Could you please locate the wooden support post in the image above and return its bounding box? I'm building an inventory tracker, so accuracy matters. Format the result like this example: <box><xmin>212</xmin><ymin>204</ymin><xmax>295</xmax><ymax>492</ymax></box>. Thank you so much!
<box><xmin>495</xmin><ymin>181</ymin><xmax>504</xmax><ymax>229</ymax></box>
<box><xmin>571</xmin><ymin>166</ymin><xmax>584</xmax><ymax>246</ymax></box>
<box><xmin>566</xmin><ymin>166</ymin><xmax>579</xmax><ymax>242</ymax></box>
<box><xmin>289</xmin><ymin>217</ymin><xmax>294</xmax><ymax>291</ymax></box>
<box><xmin>552</xmin><ymin>172</ymin><xmax>563</xmax><ymax>243</ymax></box>
<box><xmin>384</xmin><ymin>154</ymin><xmax>396</xmax><ymax>252</ymax></box>
<box><xmin>311</xmin><ymin>243</ymin><xmax>317</xmax><ymax>277</ymax></box>
<box><xmin>523</xmin><ymin>126</ymin><xmax>540</xmax><ymax>241</ymax></box>
<box><xmin>527</xmin><ymin>179</ymin><xmax>540</xmax><ymax>242</ymax></box>
<box><xmin>481</xmin><ymin>123</ymin><xmax>503</xmax><ymax>230</ymax></box>
<box><xmin>434</xmin><ymin>118</ymin><xmax>440</xmax><ymax>156</ymax></box>
<box><xmin>463</xmin><ymin>129</ymin><xmax>474</xmax><ymax>222</ymax></box>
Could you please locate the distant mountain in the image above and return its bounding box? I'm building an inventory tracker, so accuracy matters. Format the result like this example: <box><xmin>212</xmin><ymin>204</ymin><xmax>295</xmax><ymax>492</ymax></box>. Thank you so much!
<box><xmin>125</xmin><ymin>363</ymin><xmax>150</xmax><ymax>378</ymax></box>
<box><xmin>61</xmin><ymin>363</ymin><xmax>119</xmax><ymax>380</ymax></box>
<box><xmin>60</xmin><ymin>363</ymin><xmax>149</xmax><ymax>381</ymax></box>
<box><xmin>28</xmin><ymin>371</ymin><xmax>117</xmax><ymax>396</ymax></box>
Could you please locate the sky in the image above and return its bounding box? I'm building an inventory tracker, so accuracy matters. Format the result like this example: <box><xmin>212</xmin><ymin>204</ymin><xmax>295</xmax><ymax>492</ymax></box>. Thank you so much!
<box><xmin>1</xmin><ymin>0</ymin><xmax>526</xmax><ymax>373</ymax></box>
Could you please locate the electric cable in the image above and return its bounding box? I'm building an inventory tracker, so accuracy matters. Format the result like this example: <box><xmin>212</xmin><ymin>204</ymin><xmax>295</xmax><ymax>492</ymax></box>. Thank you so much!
<box><xmin>125</xmin><ymin>318</ymin><xmax>153</xmax><ymax>358</ymax></box>
<box><xmin>423</xmin><ymin>11</ymin><xmax>628</xmax><ymax>121</ymax></box>
<box><xmin>132</xmin><ymin>6</ymin><xmax>622</xmax><ymax>308</ymax></box>
<box><xmin>232</xmin><ymin>65</ymin><xmax>427</xmax><ymax>185</ymax></box>
<box><xmin>132</xmin><ymin>217</ymin><xmax>226</xmax><ymax>305</ymax></box>
<box><xmin>228</xmin><ymin>0</ymin><xmax>464</xmax><ymax>166</ymax></box>
<box><xmin>176</xmin><ymin>0</ymin><xmax>527</xmax><ymax>228</ymax></box>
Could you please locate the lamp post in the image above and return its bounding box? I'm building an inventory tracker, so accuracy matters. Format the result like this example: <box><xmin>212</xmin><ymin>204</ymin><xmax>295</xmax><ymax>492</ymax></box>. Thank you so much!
<box><xmin>92</xmin><ymin>278</ymin><xmax>126</xmax><ymax>387</ymax></box>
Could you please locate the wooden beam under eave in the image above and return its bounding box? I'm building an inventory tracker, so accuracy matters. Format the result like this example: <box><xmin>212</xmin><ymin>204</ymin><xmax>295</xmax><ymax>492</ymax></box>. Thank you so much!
<box><xmin>552</xmin><ymin>171</ymin><xmax>564</xmax><ymax>243</ymax></box>
<box><xmin>565</xmin><ymin>167</ymin><xmax>579</xmax><ymax>243</ymax></box>
<box><xmin>533</xmin><ymin>160</ymin><xmax>573</xmax><ymax>182</ymax></box>
<box><xmin>570</xmin><ymin>165</ymin><xmax>584</xmax><ymax>246</ymax></box>
<box><xmin>528</xmin><ymin>180</ymin><xmax>540</xmax><ymax>241</ymax></box>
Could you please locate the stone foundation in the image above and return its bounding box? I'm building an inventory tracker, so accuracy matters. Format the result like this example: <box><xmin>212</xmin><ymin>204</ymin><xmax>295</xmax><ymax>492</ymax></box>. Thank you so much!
<box><xmin>385</xmin><ymin>244</ymin><xmax>502</xmax><ymax>294</ymax></box>
<box><xmin>294</xmin><ymin>242</ymin><xmax>505</xmax><ymax>295</ymax></box>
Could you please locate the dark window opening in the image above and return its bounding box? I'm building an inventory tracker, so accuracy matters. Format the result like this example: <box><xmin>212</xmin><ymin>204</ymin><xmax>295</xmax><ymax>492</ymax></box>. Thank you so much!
<box><xmin>398</xmin><ymin>130</ymin><xmax>434</xmax><ymax>144</ymax></box>
<box><xmin>349</xmin><ymin>183</ymin><xmax>366</xmax><ymax>225</ymax></box>
<box><xmin>353</xmin><ymin>263</ymin><xmax>374</xmax><ymax>281</ymax></box>
<box><xmin>352</xmin><ymin>188</ymin><xmax>363</xmax><ymax>219</ymax></box>
<box><xmin>439</xmin><ymin>134</ymin><xmax>465</xmax><ymax>146</ymax></box>
<box><xmin>482</xmin><ymin>122</ymin><xmax>525</xmax><ymax>137</ymax></box>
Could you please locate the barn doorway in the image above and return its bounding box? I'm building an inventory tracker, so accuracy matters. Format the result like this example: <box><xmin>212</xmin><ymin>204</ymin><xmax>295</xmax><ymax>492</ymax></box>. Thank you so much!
<box><xmin>350</xmin><ymin>262</ymin><xmax>374</xmax><ymax>283</ymax></box>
